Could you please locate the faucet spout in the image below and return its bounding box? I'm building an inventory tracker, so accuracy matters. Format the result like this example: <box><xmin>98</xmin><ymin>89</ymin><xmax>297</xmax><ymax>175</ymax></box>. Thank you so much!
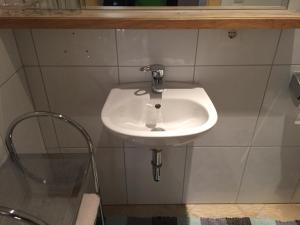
<box><xmin>152</xmin><ymin>77</ymin><xmax>164</xmax><ymax>93</ymax></box>
<box><xmin>140</xmin><ymin>64</ymin><xmax>165</xmax><ymax>93</ymax></box>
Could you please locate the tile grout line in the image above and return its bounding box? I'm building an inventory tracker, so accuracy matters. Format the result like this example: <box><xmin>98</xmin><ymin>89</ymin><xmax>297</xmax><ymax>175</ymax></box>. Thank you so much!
<box><xmin>122</xmin><ymin>141</ymin><xmax>129</xmax><ymax>204</ymax></box>
<box><xmin>115</xmin><ymin>28</ymin><xmax>128</xmax><ymax>203</ymax></box>
<box><xmin>0</xmin><ymin>66</ymin><xmax>23</xmax><ymax>88</ymax></box>
<box><xmin>290</xmin><ymin>179</ymin><xmax>300</xmax><ymax>203</ymax></box>
<box><xmin>12</xmin><ymin>29</ymin><xmax>40</xmax><ymax>114</ymax></box>
<box><xmin>0</xmin><ymin>30</ymin><xmax>23</xmax><ymax>88</ymax></box>
<box><xmin>114</xmin><ymin>29</ymin><xmax>121</xmax><ymax>85</ymax></box>
<box><xmin>20</xmin><ymin>64</ymin><xmax>285</xmax><ymax>68</ymax></box>
<box><xmin>0</xmin><ymin>131</ymin><xmax>8</xmax><ymax>164</ymax></box>
<box><xmin>12</xmin><ymin>29</ymin><xmax>53</xmax><ymax>157</ymax></box>
<box><xmin>181</xmin><ymin>144</ymin><xmax>189</xmax><ymax>204</ymax></box>
<box><xmin>234</xmin><ymin>29</ymin><xmax>284</xmax><ymax>203</ymax></box>
<box><xmin>30</xmin><ymin>29</ymin><xmax>63</xmax><ymax>153</ymax></box>
<box><xmin>193</xmin><ymin>29</ymin><xmax>200</xmax><ymax>83</ymax></box>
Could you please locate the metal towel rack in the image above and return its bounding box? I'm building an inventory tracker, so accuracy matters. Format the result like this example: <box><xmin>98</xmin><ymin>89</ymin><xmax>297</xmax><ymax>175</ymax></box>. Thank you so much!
<box><xmin>3</xmin><ymin>111</ymin><xmax>105</xmax><ymax>225</ymax></box>
<box><xmin>0</xmin><ymin>206</ymin><xmax>49</xmax><ymax>225</ymax></box>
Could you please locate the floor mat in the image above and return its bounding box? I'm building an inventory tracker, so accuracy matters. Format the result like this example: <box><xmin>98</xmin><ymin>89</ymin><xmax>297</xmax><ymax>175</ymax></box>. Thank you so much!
<box><xmin>99</xmin><ymin>217</ymin><xmax>300</xmax><ymax>225</ymax></box>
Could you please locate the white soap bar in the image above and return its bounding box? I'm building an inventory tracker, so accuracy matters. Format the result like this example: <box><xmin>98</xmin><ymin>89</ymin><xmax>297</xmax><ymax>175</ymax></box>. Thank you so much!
<box><xmin>75</xmin><ymin>193</ymin><xmax>100</xmax><ymax>225</ymax></box>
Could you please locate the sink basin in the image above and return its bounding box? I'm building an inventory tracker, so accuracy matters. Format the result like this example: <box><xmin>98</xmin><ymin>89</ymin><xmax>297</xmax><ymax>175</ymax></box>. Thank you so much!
<box><xmin>101</xmin><ymin>82</ymin><xmax>218</xmax><ymax>146</ymax></box>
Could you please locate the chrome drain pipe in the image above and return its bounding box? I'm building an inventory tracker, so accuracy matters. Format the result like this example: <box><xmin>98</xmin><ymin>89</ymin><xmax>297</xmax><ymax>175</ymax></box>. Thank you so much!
<box><xmin>151</xmin><ymin>149</ymin><xmax>162</xmax><ymax>182</ymax></box>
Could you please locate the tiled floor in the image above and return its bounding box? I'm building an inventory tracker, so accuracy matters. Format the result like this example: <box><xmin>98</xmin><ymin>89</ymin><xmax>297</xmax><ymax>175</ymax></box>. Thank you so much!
<box><xmin>103</xmin><ymin>204</ymin><xmax>300</xmax><ymax>221</ymax></box>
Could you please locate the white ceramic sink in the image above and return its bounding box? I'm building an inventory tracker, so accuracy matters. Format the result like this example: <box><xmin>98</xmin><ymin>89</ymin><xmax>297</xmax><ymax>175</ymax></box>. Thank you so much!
<box><xmin>101</xmin><ymin>82</ymin><xmax>218</xmax><ymax>146</ymax></box>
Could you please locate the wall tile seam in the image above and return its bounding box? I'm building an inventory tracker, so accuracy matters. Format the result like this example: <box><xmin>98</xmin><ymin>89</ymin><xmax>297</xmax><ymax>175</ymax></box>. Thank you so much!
<box><xmin>249</xmin><ymin>145</ymin><xmax>300</xmax><ymax>148</ymax></box>
<box><xmin>192</xmin><ymin>30</ymin><xmax>200</xmax><ymax>82</ymax></box>
<box><xmin>0</xmin><ymin>30</ymin><xmax>23</xmax><ymax>87</ymax></box>
<box><xmin>12</xmin><ymin>30</ymin><xmax>25</xmax><ymax>68</ymax></box>
<box><xmin>114</xmin><ymin>29</ymin><xmax>121</xmax><ymax>85</ymax></box>
<box><xmin>20</xmin><ymin>68</ymin><xmax>39</xmax><ymax>114</ymax></box>
<box><xmin>191</xmin><ymin>145</ymin><xmax>300</xmax><ymax>148</ymax></box>
<box><xmin>273</xmin><ymin>63</ymin><xmax>300</xmax><ymax>66</ymax></box>
<box><xmin>234</xmin><ymin>30</ymin><xmax>284</xmax><ymax>203</ymax></box>
<box><xmin>23</xmin><ymin>64</ymin><xmax>279</xmax><ymax>68</ymax></box>
<box><xmin>0</xmin><ymin>66</ymin><xmax>23</xmax><ymax>88</ymax></box>
<box><xmin>290</xmin><ymin>179</ymin><xmax>300</xmax><ymax>202</ymax></box>
<box><xmin>11</xmin><ymin>30</ymin><xmax>38</xmax><ymax>111</ymax></box>
<box><xmin>50</xmin><ymin>146</ymin><xmax>124</xmax><ymax>149</ymax></box>
<box><xmin>194</xmin><ymin>64</ymin><xmax>274</xmax><ymax>67</ymax></box>
<box><xmin>0</xmin><ymin>30</ymin><xmax>24</xmax><ymax>166</ymax></box>
<box><xmin>29</xmin><ymin>29</ymin><xmax>63</xmax><ymax>154</ymax></box>
<box><xmin>124</xmin><ymin>146</ymin><xmax>187</xmax><ymax>150</ymax></box>
<box><xmin>0</xmin><ymin>129</ymin><xmax>8</xmax><ymax>163</ymax></box>
<box><xmin>121</xmin><ymin>142</ymin><xmax>129</xmax><ymax>204</ymax></box>
<box><xmin>181</xmin><ymin>145</ymin><xmax>189</xmax><ymax>204</ymax></box>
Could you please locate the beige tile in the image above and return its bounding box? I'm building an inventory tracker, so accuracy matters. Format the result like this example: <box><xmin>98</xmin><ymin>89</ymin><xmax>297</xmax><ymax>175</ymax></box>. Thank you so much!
<box><xmin>185</xmin><ymin>204</ymin><xmax>262</xmax><ymax>218</ymax></box>
<box><xmin>236</xmin><ymin>204</ymin><xmax>265</xmax><ymax>217</ymax></box>
<box><xmin>104</xmin><ymin>204</ymin><xmax>300</xmax><ymax>220</ymax></box>
<box><xmin>257</xmin><ymin>204</ymin><xmax>300</xmax><ymax>221</ymax></box>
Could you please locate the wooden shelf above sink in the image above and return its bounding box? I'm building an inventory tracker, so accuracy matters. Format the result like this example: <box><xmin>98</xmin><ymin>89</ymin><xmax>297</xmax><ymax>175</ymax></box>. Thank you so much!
<box><xmin>1</xmin><ymin>9</ymin><xmax>300</xmax><ymax>29</ymax></box>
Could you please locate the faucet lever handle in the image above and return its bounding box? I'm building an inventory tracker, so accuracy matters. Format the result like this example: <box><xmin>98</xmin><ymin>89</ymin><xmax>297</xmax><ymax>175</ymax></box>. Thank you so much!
<box><xmin>140</xmin><ymin>64</ymin><xmax>165</xmax><ymax>78</ymax></box>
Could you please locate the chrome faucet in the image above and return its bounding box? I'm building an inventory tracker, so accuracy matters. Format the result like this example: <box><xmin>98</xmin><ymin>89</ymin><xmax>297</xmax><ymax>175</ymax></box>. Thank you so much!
<box><xmin>140</xmin><ymin>64</ymin><xmax>165</xmax><ymax>93</ymax></box>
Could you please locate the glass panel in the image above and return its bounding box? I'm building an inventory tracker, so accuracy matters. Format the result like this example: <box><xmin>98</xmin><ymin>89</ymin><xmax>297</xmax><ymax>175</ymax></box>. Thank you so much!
<box><xmin>0</xmin><ymin>116</ymin><xmax>95</xmax><ymax>225</ymax></box>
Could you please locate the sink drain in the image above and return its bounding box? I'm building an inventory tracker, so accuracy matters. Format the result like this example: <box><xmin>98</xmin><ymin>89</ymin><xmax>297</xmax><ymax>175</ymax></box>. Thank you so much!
<box><xmin>155</xmin><ymin>104</ymin><xmax>161</xmax><ymax>109</ymax></box>
<box><xmin>151</xmin><ymin>127</ymin><xmax>165</xmax><ymax>132</ymax></box>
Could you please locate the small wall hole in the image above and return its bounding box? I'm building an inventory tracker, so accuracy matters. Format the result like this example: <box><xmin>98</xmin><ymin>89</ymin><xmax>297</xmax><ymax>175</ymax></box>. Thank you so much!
<box><xmin>228</xmin><ymin>30</ymin><xmax>238</xmax><ymax>39</ymax></box>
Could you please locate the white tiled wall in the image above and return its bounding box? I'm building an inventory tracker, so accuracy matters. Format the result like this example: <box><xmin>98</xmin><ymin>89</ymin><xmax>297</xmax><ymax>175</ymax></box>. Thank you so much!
<box><xmin>96</xmin><ymin>147</ymin><xmax>127</xmax><ymax>204</ymax></box>
<box><xmin>125</xmin><ymin>147</ymin><xmax>186</xmax><ymax>204</ymax></box>
<box><xmin>0</xmin><ymin>29</ymin><xmax>45</xmax><ymax>157</ymax></box>
<box><xmin>196</xmin><ymin>29</ymin><xmax>280</xmax><ymax>65</ymax></box>
<box><xmin>193</xmin><ymin>66</ymin><xmax>270</xmax><ymax>146</ymax></box>
<box><xmin>14</xmin><ymin>27</ymin><xmax>300</xmax><ymax>204</ymax></box>
<box><xmin>183</xmin><ymin>147</ymin><xmax>249</xmax><ymax>203</ymax></box>
<box><xmin>238</xmin><ymin>147</ymin><xmax>300</xmax><ymax>203</ymax></box>
<box><xmin>32</xmin><ymin>29</ymin><xmax>118</xmax><ymax>66</ymax></box>
<box><xmin>117</xmin><ymin>29</ymin><xmax>198</xmax><ymax>66</ymax></box>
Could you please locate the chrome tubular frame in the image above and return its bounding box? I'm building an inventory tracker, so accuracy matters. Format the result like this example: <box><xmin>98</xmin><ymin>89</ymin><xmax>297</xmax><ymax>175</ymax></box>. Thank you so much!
<box><xmin>4</xmin><ymin>111</ymin><xmax>105</xmax><ymax>225</ymax></box>
<box><xmin>0</xmin><ymin>206</ymin><xmax>49</xmax><ymax>225</ymax></box>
